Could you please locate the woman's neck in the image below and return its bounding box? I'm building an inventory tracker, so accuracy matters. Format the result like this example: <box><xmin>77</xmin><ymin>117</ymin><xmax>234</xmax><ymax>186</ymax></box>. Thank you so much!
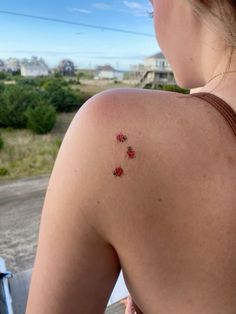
<box><xmin>191</xmin><ymin>76</ymin><xmax>236</xmax><ymax>113</ymax></box>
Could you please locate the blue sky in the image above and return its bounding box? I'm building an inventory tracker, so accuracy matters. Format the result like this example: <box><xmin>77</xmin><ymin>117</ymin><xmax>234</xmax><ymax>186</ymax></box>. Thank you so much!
<box><xmin>0</xmin><ymin>0</ymin><xmax>160</xmax><ymax>70</ymax></box>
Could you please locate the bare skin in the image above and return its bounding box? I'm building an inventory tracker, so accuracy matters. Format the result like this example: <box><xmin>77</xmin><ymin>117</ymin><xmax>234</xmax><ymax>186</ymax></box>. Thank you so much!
<box><xmin>26</xmin><ymin>87</ymin><xmax>236</xmax><ymax>313</ymax></box>
<box><xmin>26</xmin><ymin>0</ymin><xmax>236</xmax><ymax>313</ymax></box>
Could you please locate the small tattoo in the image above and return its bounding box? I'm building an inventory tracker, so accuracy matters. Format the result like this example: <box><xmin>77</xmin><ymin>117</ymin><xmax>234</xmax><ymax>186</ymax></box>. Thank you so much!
<box><xmin>116</xmin><ymin>133</ymin><xmax>127</xmax><ymax>143</ymax></box>
<box><xmin>113</xmin><ymin>132</ymin><xmax>136</xmax><ymax>177</ymax></box>
<box><xmin>113</xmin><ymin>167</ymin><xmax>124</xmax><ymax>177</ymax></box>
<box><xmin>126</xmin><ymin>146</ymin><xmax>136</xmax><ymax>159</ymax></box>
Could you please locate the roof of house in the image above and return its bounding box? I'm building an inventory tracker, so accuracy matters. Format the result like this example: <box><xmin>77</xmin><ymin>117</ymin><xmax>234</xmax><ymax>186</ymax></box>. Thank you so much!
<box><xmin>146</xmin><ymin>51</ymin><xmax>166</xmax><ymax>60</ymax></box>
<box><xmin>21</xmin><ymin>58</ymin><xmax>49</xmax><ymax>72</ymax></box>
<box><xmin>97</xmin><ymin>65</ymin><xmax>116</xmax><ymax>72</ymax></box>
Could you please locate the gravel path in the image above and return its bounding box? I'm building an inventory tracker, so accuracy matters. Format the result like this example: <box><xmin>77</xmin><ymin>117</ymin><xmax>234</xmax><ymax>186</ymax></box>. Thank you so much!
<box><xmin>0</xmin><ymin>175</ymin><xmax>129</xmax><ymax>309</ymax></box>
<box><xmin>0</xmin><ymin>175</ymin><xmax>49</xmax><ymax>274</ymax></box>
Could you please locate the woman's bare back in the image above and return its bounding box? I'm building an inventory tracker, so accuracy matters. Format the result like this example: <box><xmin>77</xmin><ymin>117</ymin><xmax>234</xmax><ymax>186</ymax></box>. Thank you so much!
<box><xmin>99</xmin><ymin>89</ymin><xmax>236</xmax><ymax>313</ymax></box>
<box><xmin>26</xmin><ymin>88</ymin><xmax>236</xmax><ymax>314</ymax></box>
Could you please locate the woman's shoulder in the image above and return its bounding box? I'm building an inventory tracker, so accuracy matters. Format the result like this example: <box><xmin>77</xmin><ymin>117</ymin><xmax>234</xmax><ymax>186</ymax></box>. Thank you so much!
<box><xmin>82</xmin><ymin>87</ymin><xmax>194</xmax><ymax>130</ymax></box>
<box><xmin>72</xmin><ymin>88</ymin><xmax>200</xmax><ymax>236</ymax></box>
<box><xmin>78</xmin><ymin>87</ymin><xmax>203</xmax><ymax>168</ymax></box>
<box><xmin>82</xmin><ymin>87</ymin><xmax>201</xmax><ymax>147</ymax></box>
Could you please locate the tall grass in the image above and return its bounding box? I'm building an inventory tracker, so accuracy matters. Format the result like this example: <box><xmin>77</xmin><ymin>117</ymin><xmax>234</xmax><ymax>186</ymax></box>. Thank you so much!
<box><xmin>0</xmin><ymin>112</ymin><xmax>76</xmax><ymax>181</ymax></box>
<box><xmin>0</xmin><ymin>129</ymin><xmax>61</xmax><ymax>180</ymax></box>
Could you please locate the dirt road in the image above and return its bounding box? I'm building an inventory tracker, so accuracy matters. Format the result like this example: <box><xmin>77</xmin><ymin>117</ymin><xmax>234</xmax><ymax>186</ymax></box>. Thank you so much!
<box><xmin>0</xmin><ymin>175</ymin><xmax>49</xmax><ymax>273</ymax></box>
<box><xmin>0</xmin><ymin>175</ymin><xmax>129</xmax><ymax>309</ymax></box>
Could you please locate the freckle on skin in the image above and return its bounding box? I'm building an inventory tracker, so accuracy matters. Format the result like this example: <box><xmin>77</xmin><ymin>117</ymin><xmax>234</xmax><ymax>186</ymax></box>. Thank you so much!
<box><xmin>187</xmin><ymin>298</ymin><xmax>193</xmax><ymax>305</ymax></box>
<box><xmin>227</xmin><ymin>155</ymin><xmax>236</xmax><ymax>166</ymax></box>
<box><xmin>158</xmin><ymin>198</ymin><xmax>163</xmax><ymax>202</ymax></box>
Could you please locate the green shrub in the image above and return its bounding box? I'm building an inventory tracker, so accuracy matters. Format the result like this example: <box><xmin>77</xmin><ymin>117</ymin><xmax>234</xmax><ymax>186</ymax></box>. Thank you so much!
<box><xmin>53</xmin><ymin>71</ymin><xmax>63</xmax><ymax>78</ymax></box>
<box><xmin>0</xmin><ymin>134</ymin><xmax>4</xmax><ymax>150</ymax></box>
<box><xmin>68</xmin><ymin>78</ymin><xmax>80</xmax><ymax>85</ymax></box>
<box><xmin>41</xmin><ymin>77</ymin><xmax>68</xmax><ymax>89</ymax></box>
<box><xmin>0</xmin><ymin>77</ymin><xmax>81</xmax><ymax>130</ymax></box>
<box><xmin>0</xmin><ymin>72</ymin><xmax>7</xmax><ymax>80</ymax></box>
<box><xmin>144</xmin><ymin>83</ymin><xmax>189</xmax><ymax>94</ymax></box>
<box><xmin>17</xmin><ymin>78</ymin><xmax>38</xmax><ymax>87</ymax></box>
<box><xmin>25</xmin><ymin>102</ymin><xmax>56</xmax><ymax>134</ymax></box>
<box><xmin>0</xmin><ymin>167</ymin><xmax>9</xmax><ymax>176</ymax></box>
<box><xmin>77</xmin><ymin>71</ymin><xmax>94</xmax><ymax>80</ymax></box>
<box><xmin>5</xmin><ymin>72</ymin><xmax>16</xmax><ymax>82</ymax></box>
<box><xmin>12</xmin><ymin>70</ymin><xmax>21</xmax><ymax>76</ymax></box>
<box><xmin>160</xmin><ymin>84</ymin><xmax>190</xmax><ymax>94</ymax></box>
<box><xmin>43</xmin><ymin>80</ymin><xmax>80</xmax><ymax>112</ymax></box>
<box><xmin>143</xmin><ymin>83</ymin><xmax>153</xmax><ymax>89</ymax></box>
<box><xmin>0</xmin><ymin>85</ymin><xmax>42</xmax><ymax>128</ymax></box>
<box><xmin>0</xmin><ymin>83</ymin><xmax>5</xmax><ymax>94</ymax></box>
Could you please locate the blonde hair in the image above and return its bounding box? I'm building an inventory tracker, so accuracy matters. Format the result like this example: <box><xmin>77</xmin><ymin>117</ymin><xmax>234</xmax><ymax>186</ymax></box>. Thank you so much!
<box><xmin>188</xmin><ymin>0</ymin><xmax>236</xmax><ymax>89</ymax></box>
<box><xmin>189</xmin><ymin>0</ymin><xmax>236</xmax><ymax>48</ymax></box>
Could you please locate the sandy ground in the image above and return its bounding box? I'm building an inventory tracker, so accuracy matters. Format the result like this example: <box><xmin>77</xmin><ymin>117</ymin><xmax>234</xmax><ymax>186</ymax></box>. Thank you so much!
<box><xmin>0</xmin><ymin>175</ymin><xmax>49</xmax><ymax>274</ymax></box>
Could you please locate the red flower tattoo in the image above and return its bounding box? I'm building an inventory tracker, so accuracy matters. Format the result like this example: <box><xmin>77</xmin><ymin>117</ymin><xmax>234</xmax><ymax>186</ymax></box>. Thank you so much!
<box><xmin>116</xmin><ymin>133</ymin><xmax>128</xmax><ymax>143</ymax></box>
<box><xmin>113</xmin><ymin>167</ymin><xmax>124</xmax><ymax>177</ymax></box>
<box><xmin>126</xmin><ymin>146</ymin><xmax>136</xmax><ymax>159</ymax></box>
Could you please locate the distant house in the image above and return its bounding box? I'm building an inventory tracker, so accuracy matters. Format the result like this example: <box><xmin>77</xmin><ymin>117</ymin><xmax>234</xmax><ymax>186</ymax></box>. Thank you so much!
<box><xmin>142</xmin><ymin>52</ymin><xmax>175</xmax><ymax>85</ymax></box>
<box><xmin>95</xmin><ymin>65</ymin><xmax>124</xmax><ymax>81</ymax></box>
<box><xmin>20</xmin><ymin>57</ymin><xmax>49</xmax><ymax>77</ymax></box>
<box><xmin>5</xmin><ymin>58</ymin><xmax>21</xmax><ymax>74</ymax></box>
<box><xmin>145</xmin><ymin>52</ymin><xmax>172</xmax><ymax>71</ymax></box>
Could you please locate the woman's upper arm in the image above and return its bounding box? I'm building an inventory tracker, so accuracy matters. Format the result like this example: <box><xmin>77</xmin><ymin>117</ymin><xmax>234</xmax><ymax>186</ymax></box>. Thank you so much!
<box><xmin>26</xmin><ymin>93</ymin><xmax>122</xmax><ymax>314</ymax></box>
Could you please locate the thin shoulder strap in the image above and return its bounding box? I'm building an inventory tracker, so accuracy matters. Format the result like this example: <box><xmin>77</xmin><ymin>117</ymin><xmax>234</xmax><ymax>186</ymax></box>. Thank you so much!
<box><xmin>191</xmin><ymin>92</ymin><xmax>236</xmax><ymax>137</ymax></box>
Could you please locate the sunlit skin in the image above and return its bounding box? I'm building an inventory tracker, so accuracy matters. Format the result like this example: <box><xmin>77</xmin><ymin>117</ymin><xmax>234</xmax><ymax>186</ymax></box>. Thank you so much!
<box><xmin>26</xmin><ymin>0</ymin><xmax>236</xmax><ymax>313</ymax></box>
<box><xmin>123</xmin><ymin>0</ymin><xmax>236</xmax><ymax>312</ymax></box>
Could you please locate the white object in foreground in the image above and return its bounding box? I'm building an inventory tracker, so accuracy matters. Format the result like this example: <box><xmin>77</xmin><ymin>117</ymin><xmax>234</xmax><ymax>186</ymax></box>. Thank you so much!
<box><xmin>107</xmin><ymin>271</ymin><xmax>129</xmax><ymax>305</ymax></box>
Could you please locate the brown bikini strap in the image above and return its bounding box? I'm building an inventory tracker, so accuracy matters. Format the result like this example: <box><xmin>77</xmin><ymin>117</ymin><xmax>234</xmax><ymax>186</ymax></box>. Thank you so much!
<box><xmin>191</xmin><ymin>92</ymin><xmax>236</xmax><ymax>137</ymax></box>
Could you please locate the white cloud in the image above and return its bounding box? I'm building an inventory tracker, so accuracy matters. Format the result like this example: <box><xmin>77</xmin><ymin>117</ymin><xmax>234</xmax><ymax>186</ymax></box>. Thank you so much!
<box><xmin>123</xmin><ymin>1</ymin><xmax>151</xmax><ymax>17</ymax></box>
<box><xmin>92</xmin><ymin>3</ymin><xmax>112</xmax><ymax>10</ymax></box>
<box><xmin>67</xmin><ymin>7</ymin><xmax>92</xmax><ymax>14</ymax></box>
